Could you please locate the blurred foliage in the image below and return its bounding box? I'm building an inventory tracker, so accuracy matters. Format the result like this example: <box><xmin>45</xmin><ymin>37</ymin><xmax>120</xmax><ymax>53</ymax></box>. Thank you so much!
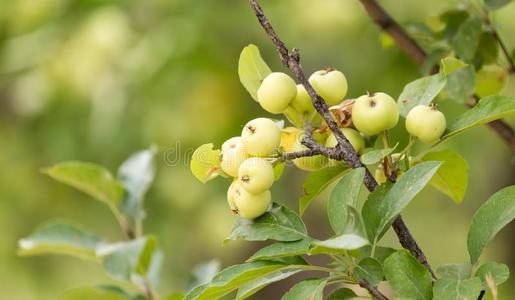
<box><xmin>0</xmin><ymin>0</ymin><xmax>514</xmax><ymax>299</ymax></box>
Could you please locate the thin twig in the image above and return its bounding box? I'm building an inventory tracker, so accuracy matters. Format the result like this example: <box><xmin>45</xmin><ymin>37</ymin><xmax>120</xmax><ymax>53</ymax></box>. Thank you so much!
<box><xmin>249</xmin><ymin>0</ymin><xmax>434</xmax><ymax>282</ymax></box>
<box><xmin>359</xmin><ymin>279</ymin><xmax>389</xmax><ymax>300</ymax></box>
<box><xmin>358</xmin><ymin>0</ymin><xmax>515</xmax><ymax>150</ymax></box>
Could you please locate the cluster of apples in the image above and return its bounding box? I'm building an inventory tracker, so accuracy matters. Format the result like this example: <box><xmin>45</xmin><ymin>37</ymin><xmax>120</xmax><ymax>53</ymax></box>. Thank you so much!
<box><xmin>222</xmin><ymin>68</ymin><xmax>447</xmax><ymax>219</ymax></box>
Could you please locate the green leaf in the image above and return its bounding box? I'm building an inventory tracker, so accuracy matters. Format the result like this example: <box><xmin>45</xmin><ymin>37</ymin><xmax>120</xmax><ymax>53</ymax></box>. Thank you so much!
<box><xmin>476</xmin><ymin>32</ymin><xmax>499</xmax><ymax>66</ymax></box>
<box><xmin>43</xmin><ymin>161</ymin><xmax>124</xmax><ymax>207</ymax></box>
<box><xmin>440</xmin><ymin>57</ymin><xmax>468</xmax><ymax>75</ymax></box>
<box><xmin>299</xmin><ymin>166</ymin><xmax>348</xmax><ymax>215</ymax></box>
<box><xmin>362</xmin><ymin>161</ymin><xmax>441</xmax><ymax>243</ymax></box>
<box><xmin>383</xmin><ymin>250</ymin><xmax>433</xmax><ymax>300</ymax></box>
<box><xmin>354</xmin><ymin>257</ymin><xmax>383</xmax><ymax>286</ymax></box>
<box><xmin>485</xmin><ymin>0</ymin><xmax>513</xmax><ymax>10</ymax></box>
<box><xmin>475</xmin><ymin>261</ymin><xmax>510</xmax><ymax>289</ymax></box>
<box><xmin>452</xmin><ymin>17</ymin><xmax>482</xmax><ymax>62</ymax></box>
<box><xmin>238</xmin><ymin>44</ymin><xmax>272</xmax><ymax>101</ymax></box>
<box><xmin>436</xmin><ymin>263</ymin><xmax>472</xmax><ymax>279</ymax></box>
<box><xmin>432</xmin><ymin>277</ymin><xmax>482</xmax><ymax>300</ymax></box>
<box><xmin>18</xmin><ymin>220</ymin><xmax>102</xmax><ymax>260</ymax></box>
<box><xmin>59</xmin><ymin>286</ymin><xmax>130</xmax><ymax>300</ymax></box>
<box><xmin>475</xmin><ymin>65</ymin><xmax>507</xmax><ymax>97</ymax></box>
<box><xmin>281</xmin><ymin>278</ymin><xmax>327</xmax><ymax>300</ymax></box>
<box><xmin>118</xmin><ymin>147</ymin><xmax>156</xmax><ymax>220</ymax></box>
<box><xmin>184</xmin><ymin>261</ymin><xmax>292</xmax><ymax>300</ymax></box>
<box><xmin>419</xmin><ymin>150</ymin><xmax>469</xmax><ymax>204</ymax></box>
<box><xmin>398</xmin><ymin>73</ymin><xmax>447</xmax><ymax>117</ymax></box>
<box><xmin>248</xmin><ymin>239</ymin><xmax>311</xmax><ymax>262</ymax></box>
<box><xmin>188</xmin><ymin>260</ymin><xmax>221</xmax><ymax>291</ymax></box>
<box><xmin>445</xmin><ymin>65</ymin><xmax>475</xmax><ymax>103</ymax></box>
<box><xmin>441</xmin><ymin>96</ymin><xmax>515</xmax><ymax>142</ymax></box>
<box><xmin>328</xmin><ymin>168</ymin><xmax>365</xmax><ymax>235</ymax></box>
<box><xmin>440</xmin><ymin>10</ymin><xmax>469</xmax><ymax>40</ymax></box>
<box><xmin>190</xmin><ymin>143</ymin><xmax>223</xmax><ymax>184</ymax></box>
<box><xmin>225</xmin><ymin>203</ymin><xmax>307</xmax><ymax>243</ymax></box>
<box><xmin>467</xmin><ymin>185</ymin><xmax>515</xmax><ymax>264</ymax></box>
<box><xmin>97</xmin><ymin>236</ymin><xmax>161</xmax><ymax>283</ymax></box>
<box><xmin>235</xmin><ymin>269</ymin><xmax>302</xmax><ymax>300</ymax></box>
<box><xmin>313</xmin><ymin>233</ymin><xmax>369</xmax><ymax>251</ymax></box>
<box><xmin>327</xmin><ymin>288</ymin><xmax>358</xmax><ymax>300</ymax></box>
<box><xmin>360</xmin><ymin>145</ymin><xmax>398</xmax><ymax>165</ymax></box>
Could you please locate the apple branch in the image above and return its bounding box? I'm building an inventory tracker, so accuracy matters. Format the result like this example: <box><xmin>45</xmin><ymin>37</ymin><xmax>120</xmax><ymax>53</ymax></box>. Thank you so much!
<box><xmin>249</xmin><ymin>0</ymin><xmax>435</xmax><ymax>286</ymax></box>
<box><xmin>358</xmin><ymin>0</ymin><xmax>515</xmax><ymax>150</ymax></box>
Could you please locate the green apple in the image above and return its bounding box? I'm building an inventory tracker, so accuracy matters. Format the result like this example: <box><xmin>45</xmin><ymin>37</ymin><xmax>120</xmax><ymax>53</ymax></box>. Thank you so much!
<box><xmin>220</xmin><ymin>137</ymin><xmax>250</xmax><ymax>177</ymax></box>
<box><xmin>238</xmin><ymin>157</ymin><xmax>274</xmax><ymax>194</ymax></box>
<box><xmin>291</xmin><ymin>134</ymin><xmax>328</xmax><ymax>171</ymax></box>
<box><xmin>352</xmin><ymin>92</ymin><xmax>399</xmax><ymax>136</ymax></box>
<box><xmin>290</xmin><ymin>84</ymin><xmax>315</xmax><ymax>117</ymax></box>
<box><xmin>241</xmin><ymin>118</ymin><xmax>281</xmax><ymax>156</ymax></box>
<box><xmin>325</xmin><ymin>128</ymin><xmax>365</xmax><ymax>154</ymax></box>
<box><xmin>257</xmin><ymin>72</ymin><xmax>297</xmax><ymax>114</ymax></box>
<box><xmin>405</xmin><ymin>105</ymin><xmax>446</xmax><ymax>144</ymax></box>
<box><xmin>308</xmin><ymin>69</ymin><xmax>348</xmax><ymax>105</ymax></box>
<box><xmin>229</xmin><ymin>181</ymin><xmax>271</xmax><ymax>219</ymax></box>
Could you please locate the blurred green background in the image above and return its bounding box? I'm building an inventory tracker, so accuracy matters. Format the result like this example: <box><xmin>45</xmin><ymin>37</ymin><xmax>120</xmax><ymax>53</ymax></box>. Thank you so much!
<box><xmin>0</xmin><ymin>0</ymin><xmax>514</xmax><ymax>299</ymax></box>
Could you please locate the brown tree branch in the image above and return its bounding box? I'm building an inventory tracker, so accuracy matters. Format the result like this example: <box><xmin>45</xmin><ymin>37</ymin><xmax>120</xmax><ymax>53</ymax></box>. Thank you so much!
<box><xmin>249</xmin><ymin>0</ymin><xmax>435</xmax><ymax>282</ymax></box>
<box><xmin>358</xmin><ymin>0</ymin><xmax>515</xmax><ymax>151</ymax></box>
<box><xmin>359</xmin><ymin>279</ymin><xmax>389</xmax><ymax>300</ymax></box>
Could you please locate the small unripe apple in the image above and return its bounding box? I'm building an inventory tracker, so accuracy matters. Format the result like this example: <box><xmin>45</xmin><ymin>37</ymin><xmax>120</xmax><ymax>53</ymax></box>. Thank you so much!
<box><xmin>405</xmin><ymin>105</ymin><xmax>446</xmax><ymax>144</ymax></box>
<box><xmin>220</xmin><ymin>137</ymin><xmax>250</xmax><ymax>177</ymax></box>
<box><xmin>227</xmin><ymin>180</ymin><xmax>239</xmax><ymax>212</ymax></box>
<box><xmin>238</xmin><ymin>157</ymin><xmax>274</xmax><ymax>194</ymax></box>
<box><xmin>229</xmin><ymin>181</ymin><xmax>271</xmax><ymax>219</ymax></box>
<box><xmin>257</xmin><ymin>72</ymin><xmax>297</xmax><ymax>114</ymax></box>
<box><xmin>291</xmin><ymin>134</ymin><xmax>328</xmax><ymax>171</ymax></box>
<box><xmin>290</xmin><ymin>85</ymin><xmax>315</xmax><ymax>117</ymax></box>
<box><xmin>308</xmin><ymin>69</ymin><xmax>348</xmax><ymax>105</ymax></box>
<box><xmin>325</xmin><ymin>128</ymin><xmax>365</xmax><ymax>154</ymax></box>
<box><xmin>352</xmin><ymin>92</ymin><xmax>399</xmax><ymax>136</ymax></box>
<box><xmin>241</xmin><ymin>118</ymin><xmax>281</xmax><ymax>156</ymax></box>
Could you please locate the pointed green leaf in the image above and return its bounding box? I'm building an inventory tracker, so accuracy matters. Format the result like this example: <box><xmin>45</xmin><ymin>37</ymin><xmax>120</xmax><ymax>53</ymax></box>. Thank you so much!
<box><xmin>281</xmin><ymin>278</ymin><xmax>327</xmax><ymax>300</ymax></box>
<box><xmin>398</xmin><ymin>73</ymin><xmax>447</xmax><ymax>117</ymax></box>
<box><xmin>43</xmin><ymin>161</ymin><xmax>124</xmax><ymax>207</ymax></box>
<box><xmin>315</xmin><ymin>206</ymin><xmax>368</xmax><ymax>251</ymax></box>
<box><xmin>362</xmin><ymin>162</ymin><xmax>441</xmax><ymax>243</ymax></box>
<box><xmin>118</xmin><ymin>147</ymin><xmax>156</xmax><ymax>219</ymax></box>
<box><xmin>18</xmin><ymin>220</ymin><xmax>102</xmax><ymax>260</ymax></box>
<box><xmin>467</xmin><ymin>185</ymin><xmax>515</xmax><ymax>264</ymax></box>
<box><xmin>235</xmin><ymin>269</ymin><xmax>302</xmax><ymax>300</ymax></box>
<box><xmin>452</xmin><ymin>17</ymin><xmax>482</xmax><ymax>62</ymax></box>
<box><xmin>226</xmin><ymin>203</ymin><xmax>307</xmax><ymax>243</ymax></box>
<box><xmin>432</xmin><ymin>277</ymin><xmax>482</xmax><ymax>300</ymax></box>
<box><xmin>328</xmin><ymin>168</ymin><xmax>365</xmax><ymax>235</ymax></box>
<box><xmin>440</xmin><ymin>57</ymin><xmax>467</xmax><ymax>75</ymax></box>
<box><xmin>475</xmin><ymin>262</ymin><xmax>510</xmax><ymax>289</ymax></box>
<box><xmin>300</xmin><ymin>166</ymin><xmax>348</xmax><ymax>215</ymax></box>
<box><xmin>383</xmin><ymin>250</ymin><xmax>433</xmax><ymax>300</ymax></box>
<box><xmin>238</xmin><ymin>44</ymin><xmax>272</xmax><ymax>101</ymax></box>
<box><xmin>355</xmin><ymin>257</ymin><xmax>383</xmax><ymax>286</ymax></box>
<box><xmin>248</xmin><ymin>239</ymin><xmax>311</xmax><ymax>262</ymax></box>
<box><xmin>442</xmin><ymin>96</ymin><xmax>515</xmax><ymax>142</ymax></box>
<box><xmin>185</xmin><ymin>261</ymin><xmax>293</xmax><ymax>300</ymax></box>
<box><xmin>420</xmin><ymin>150</ymin><xmax>468</xmax><ymax>204</ymax></box>
<box><xmin>190</xmin><ymin>143</ymin><xmax>223</xmax><ymax>183</ymax></box>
